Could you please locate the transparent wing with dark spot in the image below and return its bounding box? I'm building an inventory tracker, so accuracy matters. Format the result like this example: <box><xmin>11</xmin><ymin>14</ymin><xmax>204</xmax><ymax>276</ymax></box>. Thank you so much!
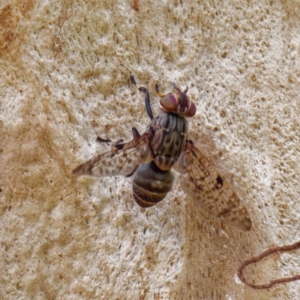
<box><xmin>177</xmin><ymin>144</ymin><xmax>251</xmax><ymax>231</ymax></box>
<box><xmin>72</xmin><ymin>135</ymin><xmax>150</xmax><ymax>178</ymax></box>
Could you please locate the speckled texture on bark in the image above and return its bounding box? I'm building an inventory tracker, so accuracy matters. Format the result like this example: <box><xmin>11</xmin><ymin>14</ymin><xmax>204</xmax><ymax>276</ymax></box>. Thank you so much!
<box><xmin>1</xmin><ymin>0</ymin><xmax>300</xmax><ymax>299</ymax></box>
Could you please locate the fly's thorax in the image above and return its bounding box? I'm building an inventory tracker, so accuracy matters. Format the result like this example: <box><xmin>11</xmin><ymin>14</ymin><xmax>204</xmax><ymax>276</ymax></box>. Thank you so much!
<box><xmin>150</xmin><ymin>112</ymin><xmax>188</xmax><ymax>170</ymax></box>
<box><xmin>133</xmin><ymin>161</ymin><xmax>174</xmax><ymax>207</ymax></box>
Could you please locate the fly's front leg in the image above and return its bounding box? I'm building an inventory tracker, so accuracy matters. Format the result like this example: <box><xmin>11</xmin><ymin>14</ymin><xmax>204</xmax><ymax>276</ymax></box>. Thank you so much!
<box><xmin>130</xmin><ymin>75</ymin><xmax>153</xmax><ymax>120</ymax></box>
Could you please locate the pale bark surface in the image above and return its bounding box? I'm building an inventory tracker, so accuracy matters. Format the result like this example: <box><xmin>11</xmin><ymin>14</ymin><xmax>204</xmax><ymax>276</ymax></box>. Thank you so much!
<box><xmin>1</xmin><ymin>0</ymin><xmax>300</xmax><ymax>299</ymax></box>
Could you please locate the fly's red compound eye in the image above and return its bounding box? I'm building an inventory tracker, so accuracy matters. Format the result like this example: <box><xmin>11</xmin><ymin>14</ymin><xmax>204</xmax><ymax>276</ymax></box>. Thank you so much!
<box><xmin>186</xmin><ymin>101</ymin><xmax>196</xmax><ymax>117</ymax></box>
<box><xmin>160</xmin><ymin>93</ymin><xmax>178</xmax><ymax>112</ymax></box>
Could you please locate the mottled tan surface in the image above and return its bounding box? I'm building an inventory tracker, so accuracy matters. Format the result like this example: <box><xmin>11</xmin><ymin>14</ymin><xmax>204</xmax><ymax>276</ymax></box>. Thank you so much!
<box><xmin>1</xmin><ymin>0</ymin><xmax>300</xmax><ymax>299</ymax></box>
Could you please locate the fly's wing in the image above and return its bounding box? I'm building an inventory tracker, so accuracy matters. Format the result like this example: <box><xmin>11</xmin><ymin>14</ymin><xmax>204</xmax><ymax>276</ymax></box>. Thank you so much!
<box><xmin>72</xmin><ymin>131</ymin><xmax>151</xmax><ymax>178</ymax></box>
<box><xmin>177</xmin><ymin>141</ymin><xmax>251</xmax><ymax>231</ymax></box>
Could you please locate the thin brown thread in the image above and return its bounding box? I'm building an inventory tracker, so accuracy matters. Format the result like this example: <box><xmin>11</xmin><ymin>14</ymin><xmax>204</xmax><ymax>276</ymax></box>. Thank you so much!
<box><xmin>237</xmin><ymin>240</ymin><xmax>300</xmax><ymax>289</ymax></box>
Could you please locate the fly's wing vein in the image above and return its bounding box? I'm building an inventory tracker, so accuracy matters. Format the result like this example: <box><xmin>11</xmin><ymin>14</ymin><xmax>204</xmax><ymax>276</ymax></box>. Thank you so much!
<box><xmin>72</xmin><ymin>137</ymin><xmax>149</xmax><ymax>178</ymax></box>
<box><xmin>178</xmin><ymin>144</ymin><xmax>251</xmax><ymax>231</ymax></box>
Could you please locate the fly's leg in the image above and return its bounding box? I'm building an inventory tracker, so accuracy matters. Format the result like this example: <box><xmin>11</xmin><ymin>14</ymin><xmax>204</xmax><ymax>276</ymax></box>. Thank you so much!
<box><xmin>112</xmin><ymin>128</ymin><xmax>143</xmax><ymax>151</ymax></box>
<box><xmin>130</xmin><ymin>75</ymin><xmax>153</xmax><ymax>120</ymax></box>
<box><xmin>96</xmin><ymin>136</ymin><xmax>111</xmax><ymax>143</ymax></box>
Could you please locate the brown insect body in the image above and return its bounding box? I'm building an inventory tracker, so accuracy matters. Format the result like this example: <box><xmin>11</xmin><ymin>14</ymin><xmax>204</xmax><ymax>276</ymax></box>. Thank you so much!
<box><xmin>73</xmin><ymin>76</ymin><xmax>252</xmax><ymax>231</ymax></box>
<box><xmin>132</xmin><ymin>112</ymin><xmax>188</xmax><ymax>207</ymax></box>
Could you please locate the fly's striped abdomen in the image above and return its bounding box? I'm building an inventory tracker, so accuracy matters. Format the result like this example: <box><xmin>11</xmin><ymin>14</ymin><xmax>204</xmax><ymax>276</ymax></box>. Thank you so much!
<box><xmin>133</xmin><ymin>161</ymin><xmax>174</xmax><ymax>207</ymax></box>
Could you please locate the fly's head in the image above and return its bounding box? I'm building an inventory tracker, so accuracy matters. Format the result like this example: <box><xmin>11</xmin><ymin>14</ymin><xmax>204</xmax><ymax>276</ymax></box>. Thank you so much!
<box><xmin>157</xmin><ymin>83</ymin><xmax>196</xmax><ymax>117</ymax></box>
